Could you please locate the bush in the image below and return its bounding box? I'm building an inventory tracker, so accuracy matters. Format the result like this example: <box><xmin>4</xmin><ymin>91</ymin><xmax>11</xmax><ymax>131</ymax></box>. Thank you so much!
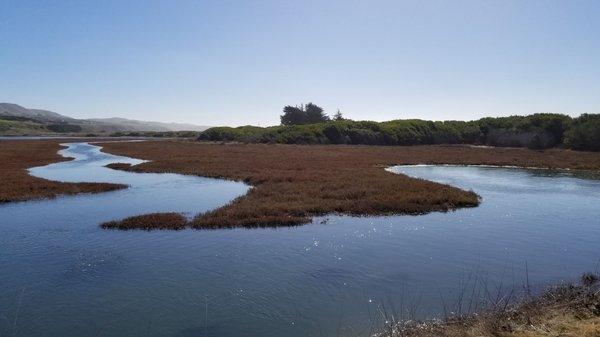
<box><xmin>323</xmin><ymin>123</ymin><xmax>347</xmax><ymax>144</ymax></box>
<box><xmin>47</xmin><ymin>123</ymin><xmax>82</xmax><ymax>133</ymax></box>
<box><xmin>197</xmin><ymin>113</ymin><xmax>600</xmax><ymax>151</ymax></box>
<box><xmin>0</xmin><ymin>120</ymin><xmax>10</xmax><ymax>132</ymax></box>
<box><xmin>517</xmin><ymin>113</ymin><xmax>572</xmax><ymax>146</ymax></box>
<box><xmin>347</xmin><ymin>128</ymin><xmax>381</xmax><ymax>145</ymax></box>
<box><xmin>565</xmin><ymin>114</ymin><xmax>600</xmax><ymax>151</ymax></box>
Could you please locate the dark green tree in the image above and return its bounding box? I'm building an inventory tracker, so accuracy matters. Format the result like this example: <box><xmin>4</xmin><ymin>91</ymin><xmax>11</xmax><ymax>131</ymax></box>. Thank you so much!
<box><xmin>280</xmin><ymin>103</ymin><xmax>329</xmax><ymax>125</ymax></box>
<box><xmin>280</xmin><ymin>105</ymin><xmax>308</xmax><ymax>125</ymax></box>
<box><xmin>305</xmin><ymin>103</ymin><xmax>329</xmax><ymax>123</ymax></box>
<box><xmin>333</xmin><ymin>109</ymin><xmax>344</xmax><ymax>121</ymax></box>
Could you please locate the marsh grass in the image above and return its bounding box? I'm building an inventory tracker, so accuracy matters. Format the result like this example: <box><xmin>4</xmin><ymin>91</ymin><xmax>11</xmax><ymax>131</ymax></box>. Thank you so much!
<box><xmin>101</xmin><ymin>212</ymin><xmax>188</xmax><ymax>230</ymax></box>
<box><xmin>0</xmin><ymin>140</ymin><xmax>126</xmax><ymax>202</ymax></box>
<box><xmin>104</xmin><ymin>162</ymin><xmax>133</xmax><ymax>171</ymax></box>
<box><xmin>99</xmin><ymin>141</ymin><xmax>600</xmax><ymax>228</ymax></box>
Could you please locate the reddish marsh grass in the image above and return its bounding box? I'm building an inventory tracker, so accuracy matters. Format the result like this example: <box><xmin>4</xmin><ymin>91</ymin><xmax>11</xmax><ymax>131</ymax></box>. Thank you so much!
<box><xmin>99</xmin><ymin>141</ymin><xmax>600</xmax><ymax>228</ymax></box>
<box><xmin>101</xmin><ymin>212</ymin><xmax>188</xmax><ymax>230</ymax></box>
<box><xmin>0</xmin><ymin>140</ymin><xmax>125</xmax><ymax>202</ymax></box>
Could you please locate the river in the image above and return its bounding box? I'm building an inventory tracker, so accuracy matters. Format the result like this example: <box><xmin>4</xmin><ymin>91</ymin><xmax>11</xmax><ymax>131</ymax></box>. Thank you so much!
<box><xmin>1</xmin><ymin>143</ymin><xmax>599</xmax><ymax>337</ymax></box>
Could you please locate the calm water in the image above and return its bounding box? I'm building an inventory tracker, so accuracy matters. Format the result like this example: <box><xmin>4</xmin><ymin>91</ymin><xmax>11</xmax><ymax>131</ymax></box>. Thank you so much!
<box><xmin>1</xmin><ymin>143</ymin><xmax>600</xmax><ymax>337</ymax></box>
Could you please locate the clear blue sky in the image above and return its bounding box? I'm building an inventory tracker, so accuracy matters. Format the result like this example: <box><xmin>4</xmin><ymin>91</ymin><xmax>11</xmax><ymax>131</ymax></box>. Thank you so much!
<box><xmin>1</xmin><ymin>0</ymin><xmax>599</xmax><ymax>126</ymax></box>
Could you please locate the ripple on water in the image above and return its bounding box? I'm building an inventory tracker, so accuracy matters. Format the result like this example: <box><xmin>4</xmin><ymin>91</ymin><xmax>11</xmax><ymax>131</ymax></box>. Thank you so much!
<box><xmin>1</xmin><ymin>145</ymin><xmax>600</xmax><ymax>337</ymax></box>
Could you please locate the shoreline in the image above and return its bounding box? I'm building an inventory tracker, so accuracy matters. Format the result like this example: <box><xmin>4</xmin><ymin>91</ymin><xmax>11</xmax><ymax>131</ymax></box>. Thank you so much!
<box><xmin>3</xmin><ymin>139</ymin><xmax>600</xmax><ymax>335</ymax></box>
<box><xmin>378</xmin><ymin>273</ymin><xmax>600</xmax><ymax>337</ymax></box>
<box><xmin>98</xmin><ymin>140</ymin><xmax>600</xmax><ymax>229</ymax></box>
<box><xmin>5</xmin><ymin>139</ymin><xmax>600</xmax><ymax>228</ymax></box>
<box><xmin>0</xmin><ymin>139</ymin><xmax>127</xmax><ymax>203</ymax></box>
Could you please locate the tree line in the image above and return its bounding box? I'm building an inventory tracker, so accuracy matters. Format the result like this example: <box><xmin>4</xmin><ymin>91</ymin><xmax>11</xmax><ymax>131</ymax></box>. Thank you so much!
<box><xmin>198</xmin><ymin>103</ymin><xmax>600</xmax><ymax>151</ymax></box>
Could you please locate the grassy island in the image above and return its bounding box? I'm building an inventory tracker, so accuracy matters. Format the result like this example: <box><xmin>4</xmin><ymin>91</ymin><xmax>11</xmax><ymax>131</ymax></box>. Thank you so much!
<box><xmin>101</xmin><ymin>212</ymin><xmax>188</xmax><ymax>230</ymax></box>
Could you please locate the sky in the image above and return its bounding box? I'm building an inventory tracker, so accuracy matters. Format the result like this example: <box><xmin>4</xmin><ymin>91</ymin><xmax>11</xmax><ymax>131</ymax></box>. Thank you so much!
<box><xmin>1</xmin><ymin>0</ymin><xmax>599</xmax><ymax>126</ymax></box>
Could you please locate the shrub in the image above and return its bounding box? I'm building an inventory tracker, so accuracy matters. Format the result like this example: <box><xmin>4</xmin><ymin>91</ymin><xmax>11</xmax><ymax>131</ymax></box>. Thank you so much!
<box><xmin>323</xmin><ymin>123</ymin><xmax>347</xmax><ymax>144</ymax></box>
<box><xmin>46</xmin><ymin>123</ymin><xmax>82</xmax><ymax>133</ymax></box>
<box><xmin>197</xmin><ymin>113</ymin><xmax>600</xmax><ymax>151</ymax></box>
<box><xmin>347</xmin><ymin>128</ymin><xmax>381</xmax><ymax>145</ymax></box>
<box><xmin>565</xmin><ymin>114</ymin><xmax>600</xmax><ymax>151</ymax></box>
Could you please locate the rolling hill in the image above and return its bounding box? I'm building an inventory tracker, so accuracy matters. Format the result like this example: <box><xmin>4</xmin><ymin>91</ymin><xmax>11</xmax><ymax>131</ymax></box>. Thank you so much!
<box><xmin>0</xmin><ymin>103</ymin><xmax>208</xmax><ymax>135</ymax></box>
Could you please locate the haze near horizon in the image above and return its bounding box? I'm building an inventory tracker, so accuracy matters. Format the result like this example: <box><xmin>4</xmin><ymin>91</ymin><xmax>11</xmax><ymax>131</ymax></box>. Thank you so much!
<box><xmin>1</xmin><ymin>0</ymin><xmax>599</xmax><ymax>126</ymax></box>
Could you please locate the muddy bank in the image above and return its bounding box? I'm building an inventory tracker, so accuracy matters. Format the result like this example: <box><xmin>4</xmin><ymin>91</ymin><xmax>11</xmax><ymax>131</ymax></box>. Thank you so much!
<box><xmin>378</xmin><ymin>274</ymin><xmax>600</xmax><ymax>337</ymax></box>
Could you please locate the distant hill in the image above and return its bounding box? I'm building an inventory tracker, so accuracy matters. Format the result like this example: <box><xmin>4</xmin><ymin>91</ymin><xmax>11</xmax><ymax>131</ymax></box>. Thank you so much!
<box><xmin>87</xmin><ymin>117</ymin><xmax>207</xmax><ymax>132</ymax></box>
<box><xmin>0</xmin><ymin>103</ymin><xmax>209</xmax><ymax>135</ymax></box>
<box><xmin>0</xmin><ymin>103</ymin><xmax>76</xmax><ymax>123</ymax></box>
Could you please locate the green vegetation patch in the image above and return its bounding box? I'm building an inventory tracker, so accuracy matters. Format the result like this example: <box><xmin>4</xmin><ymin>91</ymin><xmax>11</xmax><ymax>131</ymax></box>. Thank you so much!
<box><xmin>0</xmin><ymin>118</ymin><xmax>49</xmax><ymax>135</ymax></box>
<box><xmin>199</xmin><ymin>113</ymin><xmax>591</xmax><ymax>150</ymax></box>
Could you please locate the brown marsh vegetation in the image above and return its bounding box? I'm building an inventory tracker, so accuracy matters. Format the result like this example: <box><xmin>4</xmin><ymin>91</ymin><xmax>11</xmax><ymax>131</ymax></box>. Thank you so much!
<box><xmin>378</xmin><ymin>274</ymin><xmax>600</xmax><ymax>337</ymax></box>
<box><xmin>0</xmin><ymin>140</ymin><xmax>125</xmax><ymax>202</ymax></box>
<box><xmin>101</xmin><ymin>212</ymin><xmax>188</xmax><ymax>230</ymax></box>
<box><xmin>99</xmin><ymin>140</ymin><xmax>600</xmax><ymax>229</ymax></box>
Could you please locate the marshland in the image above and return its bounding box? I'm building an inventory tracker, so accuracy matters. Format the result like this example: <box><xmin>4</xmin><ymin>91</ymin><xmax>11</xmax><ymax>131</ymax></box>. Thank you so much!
<box><xmin>3</xmin><ymin>111</ymin><xmax>600</xmax><ymax>337</ymax></box>
<box><xmin>3</xmin><ymin>1</ymin><xmax>600</xmax><ymax>336</ymax></box>
<box><xmin>2</xmin><ymin>137</ymin><xmax>600</xmax><ymax>337</ymax></box>
<box><xmin>0</xmin><ymin>140</ymin><xmax>126</xmax><ymax>202</ymax></box>
<box><xmin>100</xmin><ymin>139</ymin><xmax>600</xmax><ymax>229</ymax></box>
